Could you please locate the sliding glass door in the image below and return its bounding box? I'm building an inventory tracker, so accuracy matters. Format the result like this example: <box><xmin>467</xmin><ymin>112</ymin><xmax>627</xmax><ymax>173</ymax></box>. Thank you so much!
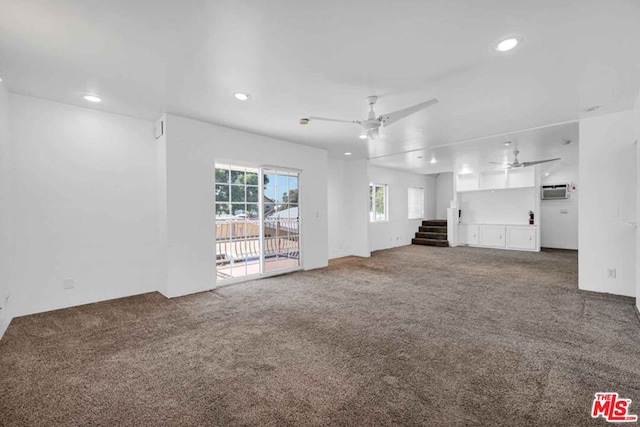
<box><xmin>262</xmin><ymin>168</ymin><xmax>300</xmax><ymax>273</ymax></box>
<box><xmin>215</xmin><ymin>164</ymin><xmax>300</xmax><ymax>284</ymax></box>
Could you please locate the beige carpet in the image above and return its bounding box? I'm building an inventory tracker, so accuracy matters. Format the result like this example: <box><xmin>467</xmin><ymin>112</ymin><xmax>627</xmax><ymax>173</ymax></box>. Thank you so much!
<box><xmin>0</xmin><ymin>246</ymin><xmax>638</xmax><ymax>426</ymax></box>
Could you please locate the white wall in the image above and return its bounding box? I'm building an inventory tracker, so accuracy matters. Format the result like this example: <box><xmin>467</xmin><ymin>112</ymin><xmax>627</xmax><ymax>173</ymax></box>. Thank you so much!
<box><xmin>163</xmin><ymin>114</ymin><xmax>328</xmax><ymax>298</ymax></box>
<box><xmin>328</xmin><ymin>158</ymin><xmax>370</xmax><ymax>259</ymax></box>
<box><xmin>425</xmin><ymin>175</ymin><xmax>437</xmax><ymax>220</ymax></box>
<box><xmin>579</xmin><ymin>110</ymin><xmax>636</xmax><ymax>297</ymax></box>
<box><xmin>540</xmin><ymin>164</ymin><xmax>579</xmax><ymax>249</ymax></box>
<box><xmin>368</xmin><ymin>165</ymin><xmax>431</xmax><ymax>252</ymax></box>
<box><xmin>8</xmin><ymin>94</ymin><xmax>160</xmax><ymax>317</ymax></box>
<box><xmin>458</xmin><ymin>188</ymin><xmax>536</xmax><ymax>225</ymax></box>
<box><xmin>636</xmin><ymin>107</ymin><xmax>640</xmax><ymax>311</ymax></box>
<box><xmin>436</xmin><ymin>172</ymin><xmax>454</xmax><ymax>219</ymax></box>
<box><xmin>0</xmin><ymin>81</ymin><xmax>12</xmax><ymax>336</ymax></box>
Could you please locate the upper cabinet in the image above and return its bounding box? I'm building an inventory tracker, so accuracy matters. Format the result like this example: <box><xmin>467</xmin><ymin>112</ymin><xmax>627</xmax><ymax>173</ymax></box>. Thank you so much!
<box><xmin>456</xmin><ymin>168</ymin><xmax>534</xmax><ymax>192</ymax></box>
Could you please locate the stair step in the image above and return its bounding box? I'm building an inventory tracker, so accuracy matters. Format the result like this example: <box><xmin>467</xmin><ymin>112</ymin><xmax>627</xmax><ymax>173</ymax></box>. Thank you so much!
<box><xmin>412</xmin><ymin>238</ymin><xmax>449</xmax><ymax>247</ymax></box>
<box><xmin>415</xmin><ymin>232</ymin><xmax>448</xmax><ymax>240</ymax></box>
<box><xmin>422</xmin><ymin>219</ymin><xmax>447</xmax><ymax>227</ymax></box>
<box><xmin>419</xmin><ymin>226</ymin><xmax>447</xmax><ymax>233</ymax></box>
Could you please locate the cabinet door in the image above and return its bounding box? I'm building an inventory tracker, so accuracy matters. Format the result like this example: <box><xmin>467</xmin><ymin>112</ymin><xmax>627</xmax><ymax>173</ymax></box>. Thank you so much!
<box><xmin>480</xmin><ymin>226</ymin><xmax>506</xmax><ymax>248</ymax></box>
<box><xmin>506</xmin><ymin>227</ymin><xmax>536</xmax><ymax>250</ymax></box>
<box><xmin>464</xmin><ymin>225</ymin><xmax>479</xmax><ymax>246</ymax></box>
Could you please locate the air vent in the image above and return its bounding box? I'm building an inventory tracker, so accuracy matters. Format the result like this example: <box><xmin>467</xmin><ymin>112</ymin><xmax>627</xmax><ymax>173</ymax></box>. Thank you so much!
<box><xmin>541</xmin><ymin>184</ymin><xmax>569</xmax><ymax>200</ymax></box>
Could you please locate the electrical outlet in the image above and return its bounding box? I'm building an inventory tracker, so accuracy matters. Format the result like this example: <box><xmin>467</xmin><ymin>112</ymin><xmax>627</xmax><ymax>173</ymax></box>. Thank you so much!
<box><xmin>607</xmin><ymin>268</ymin><xmax>616</xmax><ymax>279</ymax></box>
<box><xmin>63</xmin><ymin>278</ymin><xmax>75</xmax><ymax>290</ymax></box>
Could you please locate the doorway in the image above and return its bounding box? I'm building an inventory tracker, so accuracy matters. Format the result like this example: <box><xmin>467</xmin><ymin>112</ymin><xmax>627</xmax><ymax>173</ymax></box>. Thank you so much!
<box><xmin>215</xmin><ymin>164</ymin><xmax>300</xmax><ymax>284</ymax></box>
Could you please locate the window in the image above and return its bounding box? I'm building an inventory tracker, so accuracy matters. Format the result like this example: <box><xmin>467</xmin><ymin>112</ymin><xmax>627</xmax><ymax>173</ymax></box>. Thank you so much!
<box><xmin>408</xmin><ymin>187</ymin><xmax>424</xmax><ymax>219</ymax></box>
<box><xmin>369</xmin><ymin>184</ymin><xmax>388</xmax><ymax>222</ymax></box>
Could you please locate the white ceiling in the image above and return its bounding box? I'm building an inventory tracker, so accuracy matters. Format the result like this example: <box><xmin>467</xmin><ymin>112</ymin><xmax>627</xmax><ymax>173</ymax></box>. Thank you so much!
<box><xmin>0</xmin><ymin>0</ymin><xmax>638</xmax><ymax>172</ymax></box>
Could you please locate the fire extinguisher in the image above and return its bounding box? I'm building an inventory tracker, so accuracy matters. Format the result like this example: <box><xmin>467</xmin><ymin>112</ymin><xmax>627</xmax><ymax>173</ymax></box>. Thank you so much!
<box><xmin>528</xmin><ymin>210</ymin><xmax>534</xmax><ymax>225</ymax></box>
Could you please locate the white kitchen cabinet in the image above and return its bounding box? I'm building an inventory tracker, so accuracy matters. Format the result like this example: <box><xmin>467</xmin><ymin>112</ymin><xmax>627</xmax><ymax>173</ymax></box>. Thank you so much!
<box><xmin>506</xmin><ymin>226</ymin><xmax>536</xmax><ymax>250</ymax></box>
<box><xmin>459</xmin><ymin>223</ymin><xmax>538</xmax><ymax>252</ymax></box>
<box><xmin>480</xmin><ymin>225</ymin><xmax>506</xmax><ymax>248</ymax></box>
<box><xmin>460</xmin><ymin>224</ymin><xmax>479</xmax><ymax>246</ymax></box>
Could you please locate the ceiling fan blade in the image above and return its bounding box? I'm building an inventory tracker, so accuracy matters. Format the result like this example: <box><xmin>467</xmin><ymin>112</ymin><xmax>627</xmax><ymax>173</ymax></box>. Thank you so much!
<box><xmin>379</xmin><ymin>98</ymin><xmax>439</xmax><ymax>127</ymax></box>
<box><xmin>367</xmin><ymin>128</ymin><xmax>379</xmax><ymax>140</ymax></box>
<box><xmin>308</xmin><ymin>116</ymin><xmax>360</xmax><ymax>125</ymax></box>
<box><xmin>522</xmin><ymin>158</ymin><xmax>561</xmax><ymax>167</ymax></box>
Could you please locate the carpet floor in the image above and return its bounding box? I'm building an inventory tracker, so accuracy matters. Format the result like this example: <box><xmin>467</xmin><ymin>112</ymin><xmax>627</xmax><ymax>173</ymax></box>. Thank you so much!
<box><xmin>0</xmin><ymin>246</ymin><xmax>638</xmax><ymax>426</ymax></box>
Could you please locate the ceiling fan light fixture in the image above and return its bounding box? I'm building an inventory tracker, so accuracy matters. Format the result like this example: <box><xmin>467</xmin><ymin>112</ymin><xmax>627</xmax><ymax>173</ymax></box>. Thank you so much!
<box><xmin>344</xmin><ymin>152</ymin><xmax>352</xmax><ymax>156</ymax></box>
<box><xmin>495</xmin><ymin>37</ymin><xmax>521</xmax><ymax>52</ymax></box>
<box><xmin>504</xmin><ymin>141</ymin><xmax>512</xmax><ymax>146</ymax></box>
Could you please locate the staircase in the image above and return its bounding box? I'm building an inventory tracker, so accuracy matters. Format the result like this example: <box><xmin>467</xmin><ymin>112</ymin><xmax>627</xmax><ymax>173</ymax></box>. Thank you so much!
<box><xmin>412</xmin><ymin>219</ymin><xmax>449</xmax><ymax>247</ymax></box>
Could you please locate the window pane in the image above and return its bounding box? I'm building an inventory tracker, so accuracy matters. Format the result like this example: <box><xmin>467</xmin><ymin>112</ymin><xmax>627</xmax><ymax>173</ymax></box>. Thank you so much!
<box><xmin>215</xmin><ymin>184</ymin><xmax>229</xmax><ymax>202</ymax></box>
<box><xmin>264</xmin><ymin>173</ymin><xmax>276</xmax><ymax>187</ymax></box>
<box><xmin>282</xmin><ymin>188</ymin><xmax>298</xmax><ymax>204</ymax></box>
<box><xmin>231</xmin><ymin>169</ymin><xmax>245</xmax><ymax>184</ymax></box>
<box><xmin>215</xmin><ymin>168</ymin><xmax>229</xmax><ymax>183</ymax></box>
<box><xmin>289</xmin><ymin>204</ymin><xmax>299</xmax><ymax>219</ymax></box>
<box><xmin>216</xmin><ymin>203</ymin><xmax>230</xmax><ymax>215</ymax></box>
<box><xmin>276</xmin><ymin>174</ymin><xmax>289</xmax><ymax>189</ymax></box>
<box><xmin>231</xmin><ymin>185</ymin><xmax>245</xmax><ymax>202</ymax></box>
<box><xmin>231</xmin><ymin>203</ymin><xmax>245</xmax><ymax>216</ymax></box>
<box><xmin>246</xmin><ymin>203</ymin><xmax>259</xmax><ymax>218</ymax></box>
<box><xmin>247</xmin><ymin>186</ymin><xmax>259</xmax><ymax>203</ymax></box>
<box><xmin>288</xmin><ymin>175</ymin><xmax>298</xmax><ymax>189</ymax></box>
<box><xmin>375</xmin><ymin>186</ymin><xmax>385</xmax><ymax>220</ymax></box>
<box><xmin>245</xmin><ymin>171</ymin><xmax>258</xmax><ymax>186</ymax></box>
<box><xmin>264</xmin><ymin>186</ymin><xmax>275</xmax><ymax>202</ymax></box>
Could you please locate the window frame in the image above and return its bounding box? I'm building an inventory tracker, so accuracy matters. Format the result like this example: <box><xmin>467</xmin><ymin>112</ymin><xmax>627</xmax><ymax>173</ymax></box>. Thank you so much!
<box><xmin>369</xmin><ymin>183</ymin><xmax>388</xmax><ymax>222</ymax></box>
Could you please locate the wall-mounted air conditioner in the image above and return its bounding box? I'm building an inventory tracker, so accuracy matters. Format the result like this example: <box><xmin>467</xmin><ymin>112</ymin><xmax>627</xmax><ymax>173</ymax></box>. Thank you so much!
<box><xmin>541</xmin><ymin>184</ymin><xmax>569</xmax><ymax>200</ymax></box>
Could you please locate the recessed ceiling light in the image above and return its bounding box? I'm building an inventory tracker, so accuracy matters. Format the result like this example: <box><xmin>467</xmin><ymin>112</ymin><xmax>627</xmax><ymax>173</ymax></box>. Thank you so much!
<box><xmin>344</xmin><ymin>152</ymin><xmax>352</xmax><ymax>156</ymax></box>
<box><xmin>83</xmin><ymin>94</ymin><xmax>102</xmax><ymax>103</ymax></box>
<box><xmin>234</xmin><ymin>92</ymin><xmax>251</xmax><ymax>101</ymax></box>
<box><xmin>544</xmin><ymin>172</ymin><xmax>550</xmax><ymax>177</ymax></box>
<box><xmin>504</xmin><ymin>141</ymin><xmax>512</xmax><ymax>146</ymax></box>
<box><xmin>417</xmin><ymin>156</ymin><xmax>423</xmax><ymax>159</ymax></box>
<box><xmin>359</xmin><ymin>133</ymin><xmax>368</xmax><ymax>140</ymax></box>
<box><xmin>430</xmin><ymin>158</ymin><xmax>437</xmax><ymax>164</ymax></box>
<box><xmin>495</xmin><ymin>37</ymin><xmax>521</xmax><ymax>52</ymax></box>
<box><xmin>0</xmin><ymin>77</ymin><xmax>3</xmax><ymax>83</ymax></box>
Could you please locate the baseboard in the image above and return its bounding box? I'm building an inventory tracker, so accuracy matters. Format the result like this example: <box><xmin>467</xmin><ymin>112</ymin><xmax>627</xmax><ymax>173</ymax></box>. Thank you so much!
<box><xmin>635</xmin><ymin>304</ymin><xmax>640</xmax><ymax>323</ymax></box>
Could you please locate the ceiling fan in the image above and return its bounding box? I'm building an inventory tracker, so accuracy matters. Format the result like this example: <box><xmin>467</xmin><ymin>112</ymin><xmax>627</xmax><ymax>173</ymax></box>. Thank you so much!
<box><xmin>491</xmin><ymin>148</ymin><xmax>560</xmax><ymax>168</ymax></box>
<box><xmin>299</xmin><ymin>95</ymin><xmax>439</xmax><ymax>140</ymax></box>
